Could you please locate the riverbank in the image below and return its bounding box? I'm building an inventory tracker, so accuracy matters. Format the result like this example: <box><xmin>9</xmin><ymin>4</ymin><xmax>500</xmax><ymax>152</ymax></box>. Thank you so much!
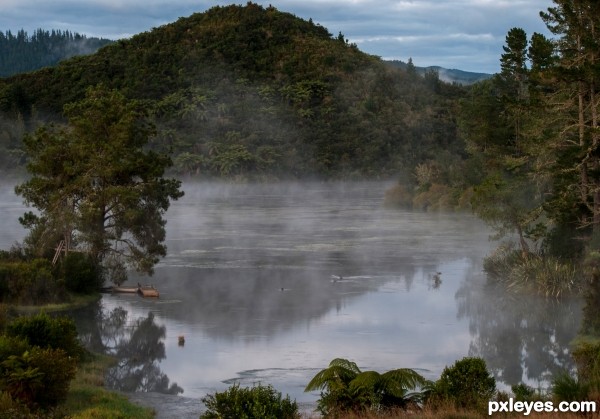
<box><xmin>11</xmin><ymin>293</ymin><xmax>102</xmax><ymax>314</ymax></box>
<box><xmin>62</xmin><ymin>352</ymin><xmax>155</xmax><ymax>418</ymax></box>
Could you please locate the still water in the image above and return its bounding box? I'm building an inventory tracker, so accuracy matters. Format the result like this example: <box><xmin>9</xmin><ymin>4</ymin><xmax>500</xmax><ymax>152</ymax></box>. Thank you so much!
<box><xmin>0</xmin><ymin>181</ymin><xmax>583</xmax><ymax>417</ymax></box>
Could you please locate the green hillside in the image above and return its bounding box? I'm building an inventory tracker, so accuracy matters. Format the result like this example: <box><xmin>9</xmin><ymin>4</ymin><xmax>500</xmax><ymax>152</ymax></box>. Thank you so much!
<box><xmin>0</xmin><ymin>2</ymin><xmax>467</xmax><ymax>179</ymax></box>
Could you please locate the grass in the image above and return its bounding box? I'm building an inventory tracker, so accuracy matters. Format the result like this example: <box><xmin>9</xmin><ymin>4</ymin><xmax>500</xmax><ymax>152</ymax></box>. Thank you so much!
<box><xmin>62</xmin><ymin>352</ymin><xmax>155</xmax><ymax>419</ymax></box>
<box><xmin>300</xmin><ymin>406</ymin><xmax>594</xmax><ymax>418</ymax></box>
<box><xmin>12</xmin><ymin>293</ymin><xmax>102</xmax><ymax>314</ymax></box>
<box><xmin>483</xmin><ymin>245</ymin><xmax>583</xmax><ymax>298</ymax></box>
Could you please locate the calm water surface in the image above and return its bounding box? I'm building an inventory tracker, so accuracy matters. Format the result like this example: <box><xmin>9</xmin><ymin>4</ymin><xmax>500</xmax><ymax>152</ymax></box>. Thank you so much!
<box><xmin>0</xmin><ymin>181</ymin><xmax>582</xmax><ymax>418</ymax></box>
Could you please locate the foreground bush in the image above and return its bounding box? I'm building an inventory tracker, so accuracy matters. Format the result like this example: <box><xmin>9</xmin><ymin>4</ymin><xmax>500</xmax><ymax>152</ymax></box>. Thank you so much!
<box><xmin>6</xmin><ymin>312</ymin><xmax>84</xmax><ymax>360</ymax></box>
<box><xmin>431</xmin><ymin>357</ymin><xmax>495</xmax><ymax>411</ymax></box>
<box><xmin>0</xmin><ymin>314</ymin><xmax>81</xmax><ymax>409</ymax></box>
<box><xmin>1</xmin><ymin>347</ymin><xmax>77</xmax><ymax>408</ymax></box>
<box><xmin>201</xmin><ymin>383</ymin><xmax>299</xmax><ymax>419</ymax></box>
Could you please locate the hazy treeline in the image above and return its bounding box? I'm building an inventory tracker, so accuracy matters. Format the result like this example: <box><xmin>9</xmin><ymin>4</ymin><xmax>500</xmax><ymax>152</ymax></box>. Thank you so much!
<box><xmin>0</xmin><ymin>28</ymin><xmax>113</xmax><ymax>77</ymax></box>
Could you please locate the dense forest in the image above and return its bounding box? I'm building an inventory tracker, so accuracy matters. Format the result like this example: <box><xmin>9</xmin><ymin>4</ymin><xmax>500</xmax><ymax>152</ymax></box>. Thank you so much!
<box><xmin>0</xmin><ymin>3</ymin><xmax>467</xmax><ymax>181</ymax></box>
<box><xmin>0</xmin><ymin>29</ymin><xmax>113</xmax><ymax>77</ymax></box>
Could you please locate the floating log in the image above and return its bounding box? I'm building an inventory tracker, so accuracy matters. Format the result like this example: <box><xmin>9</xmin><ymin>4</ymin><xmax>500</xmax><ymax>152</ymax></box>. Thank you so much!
<box><xmin>101</xmin><ymin>285</ymin><xmax>159</xmax><ymax>298</ymax></box>
<box><xmin>112</xmin><ymin>286</ymin><xmax>139</xmax><ymax>293</ymax></box>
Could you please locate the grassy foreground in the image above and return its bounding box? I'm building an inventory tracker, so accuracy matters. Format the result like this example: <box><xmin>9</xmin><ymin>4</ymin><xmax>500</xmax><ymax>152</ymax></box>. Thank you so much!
<box><xmin>62</xmin><ymin>353</ymin><xmax>154</xmax><ymax>419</ymax></box>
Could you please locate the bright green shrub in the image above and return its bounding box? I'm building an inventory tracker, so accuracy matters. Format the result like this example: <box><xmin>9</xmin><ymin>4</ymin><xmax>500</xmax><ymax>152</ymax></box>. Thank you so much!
<box><xmin>6</xmin><ymin>312</ymin><xmax>84</xmax><ymax>360</ymax></box>
<box><xmin>201</xmin><ymin>383</ymin><xmax>299</xmax><ymax>419</ymax></box>
<box><xmin>434</xmin><ymin>357</ymin><xmax>496</xmax><ymax>410</ymax></box>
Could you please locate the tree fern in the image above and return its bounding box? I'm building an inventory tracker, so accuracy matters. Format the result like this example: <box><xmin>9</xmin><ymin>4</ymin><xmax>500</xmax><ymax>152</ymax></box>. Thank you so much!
<box><xmin>305</xmin><ymin>358</ymin><xmax>428</xmax><ymax>415</ymax></box>
<box><xmin>304</xmin><ymin>358</ymin><xmax>360</xmax><ymax>392</ymax></box>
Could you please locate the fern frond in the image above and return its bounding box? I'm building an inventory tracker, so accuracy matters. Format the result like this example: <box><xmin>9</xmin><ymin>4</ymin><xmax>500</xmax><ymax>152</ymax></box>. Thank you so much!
<box><xmin>304</xmin><ymin>358</ymin><xmax>361</xmax><ymax>392</ymax></box>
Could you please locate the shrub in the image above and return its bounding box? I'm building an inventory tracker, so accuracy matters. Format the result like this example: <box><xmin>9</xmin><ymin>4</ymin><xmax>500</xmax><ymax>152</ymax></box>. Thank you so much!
<box><xmin>0</xmin><ymin>335</ymin><xmax>29</xmax><ymax>360</ymax></box>
<box><xmin>6</xmin><ymin>312</ymin><xmax>84</xmax><ymax>360</ymax></box>
<box><xmin>0</xmin><ymin>347</ymin><xmax>77</xmax><ymax>409</ymax></box>
<box><xmin>483</xmin><ymin>245</ymin><xmax>582</xmax><ymax>297</ymax></box>
<box><xmin>551</xmin><ymin>373</ymin><xmax>589</xmax><ymax>402</ymax></box>
<box><xmin>571</xmin><ymin>340</ymin><xmax>600</xmax><ymax>384</ymax></box>
<box><xmin>60</xmin><ymin>252</ymin><xmax>103</xmax><ymax>294</ymax></box>
<box><xmin>511</xmin><ymin>383</ymin><xmax>537</xmax><ymax>401</ymax></box>
<box><xmin>433</xmin><ymin>357</ymin><xmax>496</xmax><ymax>410</ymax></box>
<box><xmin>201</xmin><ymin>383</ymin><xmax>299</xmax><ymax>419</ymax></box>
<box><xmin>0</xmin><ymin>259</ymin><xmax>64</xmax><ymax>304</ymax></box>
<box><xmin>26</xmin><ymin>347</ymin><xmax>77</xmax><ymax>407</ymax></box>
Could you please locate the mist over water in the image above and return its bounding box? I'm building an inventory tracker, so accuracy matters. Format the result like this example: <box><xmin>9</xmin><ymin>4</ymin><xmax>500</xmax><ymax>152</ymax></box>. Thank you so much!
<box><xmin>0</xmin><ymin>181</ymin><xmax>582</xmax><ymax>418</ymax></box>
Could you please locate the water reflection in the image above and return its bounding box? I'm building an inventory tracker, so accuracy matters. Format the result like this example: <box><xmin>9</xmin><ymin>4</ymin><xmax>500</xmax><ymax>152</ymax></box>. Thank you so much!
<box><xmin>74</xmin><ymin>303</ymin><xmax>182</xmax><ymax>395</ymax></box>
<box><xmin>456</xmin><ymin>277</ymin><xmax>581</xmax><ymax>389</ymax></box>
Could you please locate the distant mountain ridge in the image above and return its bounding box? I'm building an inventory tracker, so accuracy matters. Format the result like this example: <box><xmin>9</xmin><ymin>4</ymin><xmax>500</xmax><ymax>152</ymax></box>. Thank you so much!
<box><xmin>385</xmin><ymin>60</ymin><xmax>492</xmax><ymax>85</ymax></box>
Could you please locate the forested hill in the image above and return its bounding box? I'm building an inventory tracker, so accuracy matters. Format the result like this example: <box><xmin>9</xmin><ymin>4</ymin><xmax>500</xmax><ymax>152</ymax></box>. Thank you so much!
<box><xmin>0</xmin><ymin>29</ymin><xmax>113</xmax><ymax>77</ymax></box>
<box><xmin>0</xmin><ymin>2</ymin><xmax>467</xmax><ymax>179</ymax></box>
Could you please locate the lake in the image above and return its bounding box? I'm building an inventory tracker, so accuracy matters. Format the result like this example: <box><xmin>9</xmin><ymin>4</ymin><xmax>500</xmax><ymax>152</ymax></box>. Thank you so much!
<box><xmin>0</xmin><ymin>181</ymin><xmax>583</xmax><ymax>418</ymax></box>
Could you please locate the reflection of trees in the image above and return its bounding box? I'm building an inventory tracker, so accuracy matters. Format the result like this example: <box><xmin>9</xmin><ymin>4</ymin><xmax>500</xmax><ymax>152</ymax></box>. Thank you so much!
<box><xmin>105</xmin><ymin>312</ymin><xmax>183</xmax><ymax>395</ymax></box>
<box><xmin>456</xmin><ymin>279</ymin><xmax>582</xmax><ymax>388</ymax></box>
<box><xmin>71</xmin><ymin>304</ymin><xmax>182</xmax><ymax>395</ymax></box>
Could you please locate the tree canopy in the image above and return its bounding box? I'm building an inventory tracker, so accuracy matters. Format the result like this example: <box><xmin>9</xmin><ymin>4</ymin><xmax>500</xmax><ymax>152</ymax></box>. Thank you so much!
<box><xmin>15</xmin><ymin>85</ymin><xmax>183</xmax><ymax>284</ymax></box>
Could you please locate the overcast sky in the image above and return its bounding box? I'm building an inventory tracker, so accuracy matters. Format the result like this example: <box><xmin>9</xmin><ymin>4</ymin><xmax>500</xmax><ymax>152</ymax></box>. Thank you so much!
<box><xmin>1</xmin><ymin>0</ymin><xmax>555</xmax><ymax>74</ymax></box>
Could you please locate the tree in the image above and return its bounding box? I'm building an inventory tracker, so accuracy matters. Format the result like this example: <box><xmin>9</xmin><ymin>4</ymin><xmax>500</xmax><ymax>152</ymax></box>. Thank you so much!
<box><xmin>540</xmin><ymin>0</ymin><xmax>600</xmax><ymax>235</ymax></box>
<box><xmin>304</xmin><ymin>358</ymin><xmax>428</xmax><ymax>416</ymax></box>
<box><xmin>15</xmin><ymin>85</ymin><xmax>183</xmax><ymax>285</ymax></box>
<box><xmin>462</xmin><ymin>29</ymin><xmax>547</xmax><ymax>256</ymax></box>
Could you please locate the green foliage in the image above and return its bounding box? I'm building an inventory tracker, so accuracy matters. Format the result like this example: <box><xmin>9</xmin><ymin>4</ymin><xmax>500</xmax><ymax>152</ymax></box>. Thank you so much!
<box><xmin>433</xmin><ymin>357</ymin><xmax>496</xmax><ymax>410</ymax></box>
<box><xmin>0</xmin><ymin>258</ymin><xmax>64</xmax><ymax>305</ymax></box>
<box><xmin>571</xmin><ymin>341</ymin><xmax>600</xmax><ymax>384</ymax></box>
<box><xmin>0</xmin><ymin>335</ymin><xmax>30</xmax><ymax>362</ymax></box>
<box><xmin>511</xmin><ymin>383</ymin><xmax>537</xmax><ymax>401</ymax></box>
<box><xmin>483</xmin><ymin>244</ymin><xmax>582</xmax><ymax>297</ymax></box>
<box><xmin>6</xmin><ymin>312</ymin><xmax>84</xmax><ymax>360</ymax></box>
<box><xmin>0</xmin><ymin>347</ymin><xmax>77</xmax><ymax>408</ymax></box>
<box><xmin>551</xmin><ymin>373</ymin><xmax>589</xmax><ymax>403</ymax></box>
<box><xmin>60</xmin><ymin>252</ymin><xmax>102</xmax><ymax>294</ymax></box>
<box><xmin>15</xmin><ymin>85</ymin><xmax>183</xmax><ymax>283</ymax></box>
<box><xmin>305</xmin><ymin>358</ymin><xmax>428</xmax><ymax>416</ymax></box>
<box><xmin>200</xmin><ymin>383</ymin><xmax>299</xmax><ymax>419</ymax></box>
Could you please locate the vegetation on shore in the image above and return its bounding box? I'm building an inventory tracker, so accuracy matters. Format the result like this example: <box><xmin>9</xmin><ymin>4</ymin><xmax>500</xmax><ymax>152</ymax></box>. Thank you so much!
<box><xmin>0</xmin><ymin>311</ymin><xmax>153</xmax><ymax>418</ymax></box>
